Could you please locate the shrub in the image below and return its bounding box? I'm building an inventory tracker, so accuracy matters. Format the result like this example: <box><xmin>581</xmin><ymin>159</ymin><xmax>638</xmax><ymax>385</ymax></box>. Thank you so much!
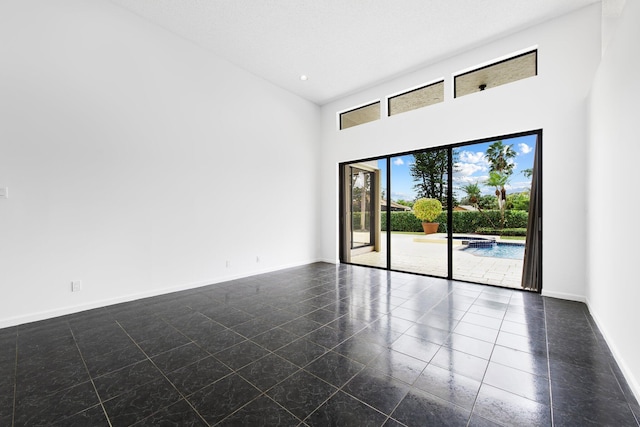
<box><xmin>350</xmin><ymin>212</ymin><xmax>370</xmax><ymax>230</ymax></box>
<box><xmin>381</xmin><ymin>211</ymin><xmax>423</xmax><ymax>232</ymax></box>
<box><xmin>379</xmin><ymin>209</ymin><xmax>529</xmax><ymax>234</ymax></box>
<box><xmin>413</xmin><ymin>198</ymin><xmax>443</xmax><ymax>222</ymax></box>
<box><xmin>477</xmin><ymin>228</ymin><xmax>528</xmax><ymax>237</ymax></box>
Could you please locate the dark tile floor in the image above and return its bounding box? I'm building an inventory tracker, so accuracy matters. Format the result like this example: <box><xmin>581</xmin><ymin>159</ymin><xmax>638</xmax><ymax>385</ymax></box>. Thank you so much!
<box><xmin>1</xmin><ymin>262</ymin><xmax>639</xmax><ymax>426</ymax></box>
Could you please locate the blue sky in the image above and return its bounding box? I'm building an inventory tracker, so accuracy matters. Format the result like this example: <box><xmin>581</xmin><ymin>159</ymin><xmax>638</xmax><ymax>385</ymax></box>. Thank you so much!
<box><xmin>379</xmin><ymin>134</ymin><xmax>537</xmax><ymax>202</ymax></box>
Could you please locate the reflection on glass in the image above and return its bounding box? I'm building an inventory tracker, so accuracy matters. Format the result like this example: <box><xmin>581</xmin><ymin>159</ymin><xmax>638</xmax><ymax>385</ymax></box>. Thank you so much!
<box><xmin>390</xmin><ymin>150</ymin><xmax>448</xmax><ymax>277</ymax></box>
<box><xmin>388</xmin><ymin>81</ymin><xmax>444</xmax><ymax>116</ymax></box>
<box><xmin>340</xmin><ymin>102</ymin><xmax>380</xmax><ymax>129</ymax></box>
<box><xmin>451</xmin><ymin>135</ymin><xmax>536</xmax><ymax>288</ymax></box>
<box><xmin>351</xmin><ymin>168</ymin><xmax>372</xmax><ymax>248</ymax></box>
<box><xmin>455</xmin><ymin>51</ymin><xmax>537</xmax><ymax>98</ymax></box>
<box><xmin>339</xmin><ymin>132</ymin><xmax>539</xmax><ymax>291</ymax></box>
<box><xmin>345</xmin><ymin>160</ymin><xmax>386</xmax><ymax>269</ymax></box>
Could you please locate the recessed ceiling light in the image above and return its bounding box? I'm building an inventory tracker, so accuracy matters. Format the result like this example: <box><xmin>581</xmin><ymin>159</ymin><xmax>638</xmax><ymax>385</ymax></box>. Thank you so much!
<box><xmin>300</xmin><ymin>75</ymin><xmax>308</xmax><ymax>81</ymax></box>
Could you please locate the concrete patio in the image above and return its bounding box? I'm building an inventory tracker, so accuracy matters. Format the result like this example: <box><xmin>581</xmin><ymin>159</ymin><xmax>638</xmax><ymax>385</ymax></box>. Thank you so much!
<box><xmin>350</xmin><ymin>232</ymin><xmax>525</xmax><ymax>289</ymax></box>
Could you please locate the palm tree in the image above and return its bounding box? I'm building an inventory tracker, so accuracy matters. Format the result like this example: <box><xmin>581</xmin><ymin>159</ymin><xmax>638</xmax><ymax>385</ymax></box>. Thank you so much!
<box><xmin>485</xmin><ymin>141</ymin><xmax>516</xmax><ymax>228</ymax></box>
<box><xmin>461</xmin><ymin>182</ymin><xmax>481</xmax><ymax>206</ymax></box>
<box><xmin>462</xmin><ymin>181</ymin><xmax>497</xmax><ymax>228</ymax></box>
<box><xmin>486</xmin><ymin>140</ymin><xmax>517</xmax><ymax>176</ymax></box>
<box><xmin>485</xmin><ymin>171</ymin><xmax>509</xmax><ymax>228</ymax></box>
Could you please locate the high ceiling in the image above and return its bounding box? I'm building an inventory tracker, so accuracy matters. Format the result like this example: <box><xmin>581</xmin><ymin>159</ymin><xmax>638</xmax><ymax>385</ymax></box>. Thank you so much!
<box><xmin>110</xmin><ymin>0</ymin><xmax>602</xmax><ymax>105</ymax></box>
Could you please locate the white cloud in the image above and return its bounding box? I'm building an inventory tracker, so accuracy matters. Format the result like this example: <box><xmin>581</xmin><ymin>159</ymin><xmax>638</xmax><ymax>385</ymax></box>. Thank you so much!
<box><xmin>391</xmin><ymin>191</ymin><xmax>412</xmax><ymax>201</ymax></box>
<box><xmin>454</xmin><ymin>175</ymin><xmax>479</xmax><ymax>186</ymax></box>
<box><xmin>454</xmin><ymin>173</ymin><xmax>489</xmax><ymax>186</ymax></box>
<box><xmin>393</xmin><ymin>158</ymin><xmax>404</xmax><ymax>166</ymax></box>
<box><xmin>454</xmin><ymin>162</ymin><xmax>485</xmax><ymax>177</ymax></box>
<box><xmin>455</xmin><ymin>150</ymin><xmax>489</xmax><ymax>181</ymax></box>
<box><xmin>509</xmin><ymin>180</ymin><xmax>531</xmax><ymax>193</ymax></box>
<box><xmin>458</xmin><ymin>150</ymin><xmax>486</xmax><ymax>164</ymax></box>
<box><xmin>518</xmin><ymin>143</ymin><xmax>532</xmax><ymax>154</ymax></box>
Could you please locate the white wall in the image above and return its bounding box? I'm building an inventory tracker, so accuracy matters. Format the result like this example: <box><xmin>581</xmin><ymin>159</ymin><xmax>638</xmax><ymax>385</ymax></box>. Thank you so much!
<box><xmin>319</xmin><ymin>4</ymin><xmax>602</xmax><ymax>301</ymax></box>
<box><xmin>588</xmin><ymin>0</ymin><xmax>640</xmax><ymax>401</ymax></box>
<box><xmin>0</xmin><ymin>0</ymin><xmax>320</xmax><ymax>327</ymax></box>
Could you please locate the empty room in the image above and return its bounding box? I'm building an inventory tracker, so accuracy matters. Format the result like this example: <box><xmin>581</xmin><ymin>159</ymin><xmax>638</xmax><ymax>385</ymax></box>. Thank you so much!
<box><xmin>1</xmin><ymin>0</ymin><xmax>639</xmax><ymax>426</ymax></box>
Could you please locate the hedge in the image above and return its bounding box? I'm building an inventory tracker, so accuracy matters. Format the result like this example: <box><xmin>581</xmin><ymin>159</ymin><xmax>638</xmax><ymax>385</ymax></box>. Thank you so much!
<box><xmin>476</xmin><ymin>227</ymin><xmax>528</xmax><ymax>237</ymax></box>
<box><xmin>380</xmin><ymin>211</ymin><xmax>423</xmax><ymax>232</ymax></box>
<box><xmin>376</xmin><ymin>210</ymin><xmax>529</xmax><ymax>233</ymax></box>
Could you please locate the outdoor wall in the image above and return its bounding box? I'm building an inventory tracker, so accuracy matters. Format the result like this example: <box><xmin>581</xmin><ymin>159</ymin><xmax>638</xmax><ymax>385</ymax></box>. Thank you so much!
<box><xmin>319</xmin><ymin>4</ymin><xmax>602</xmax><ymax>302</ymax></box>
<box><xmin>587</xmin><ymin>0</ymin><xmax>640</xmax><ymax>401</ymax></box>
<box><xmin>0</xmin><ymin>0</ymin><xmax>320</xmax><ymax>327</ymax></box>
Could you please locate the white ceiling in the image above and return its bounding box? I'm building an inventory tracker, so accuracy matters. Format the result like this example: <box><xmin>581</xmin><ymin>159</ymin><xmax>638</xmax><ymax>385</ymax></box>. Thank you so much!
<box><xmin>110</xmin><ymin>0</ymin><xmax>601</xmax><ymax>105</ymax></box>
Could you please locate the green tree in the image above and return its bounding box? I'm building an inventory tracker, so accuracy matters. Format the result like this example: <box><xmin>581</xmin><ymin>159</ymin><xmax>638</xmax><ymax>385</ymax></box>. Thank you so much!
<box><xmin>351</xmin><ymin>171</ymin><xmax>371</xmax><ymax>231</ymax></box>
<box><xmin>486</xmin><ymin>140</ymin><xmax>517</xmax><ymax>176</ymax></box>
<box><xmin>484</xmin><ymin>141</ymin><xmax>517</xmax><ymax>228</ymax></box>
<box><xmin>508</xmin><ymin>192</ymin><xmax>530</xmax><ymax>211</ymax></box>
<box><xmin>461</xmin><ymin>182</ymin><xmax>481</xmax><ymax>206</ymax></box>
<box><xmin>410</xmin><ymin>150</ymin><xmax>459</xmax><ymax>206</ymax></box>
<box><xmin>461</xmin><ymin>181</ymin><xmax>497</xmax><ymax>228</ymax></box>
<box><xmin>396</xmin><ymin>199</ymin><xmax>414</xmax><ymax>208</ymax></box>
<box><xmin>478</xmin><ymin>195</ymin><xmax>497</xmax><ymax>210</ymax></box>
<box><xmin>486</xmin><ymin>171</ymin><xmax>509</xmax><ymax>227</ymax></box>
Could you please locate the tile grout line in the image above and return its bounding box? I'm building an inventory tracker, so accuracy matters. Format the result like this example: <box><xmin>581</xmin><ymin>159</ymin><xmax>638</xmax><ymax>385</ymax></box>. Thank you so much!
<box><xmin>155</xmin><ymin>300</ymin><xmax>352</xmax><ymax>423</ymax></box>
<box><xmin>386</xmin><ymin>285</ymin><xmax>489</xmax><ymax>426</ymax></box>
<box><xmin>243</xmin><ymin>274</ymin><xmax>428</xmax><ymax>424</ymax></box>
<box><xmin>211</xmin><ymin>391</ymin><xmax>302</xmax><ymax>426</ymax></box>
<box><xmin>7</xmin><ymin>264</ymin><xmax>636</xmax><ymax>426</ymax></box>
<box><xmin>113</xmin><ymin>319</ymin><xmax>213</xmax><ymax>426</ymax></box>
<box><xmin>581</xmin><ymin>307</ymin><xmax>640</xmax><ymax>426</ymax></box>
<box><xmin>226</xmin><ymin>310</ymin><xmax>385</xmax><ymax>424</ymax></box>
<box><xmin>463</xmin><ymin>288</ymin><xmax>507</xmax><ymax>427</ymax></box>
<box><xmin>11</xmin><ymin>328</ymin><xmax>18</xmax><ymax>427</ymax></box>
<box><xmin>599</xmin><ymin>308</ymin><xmax>640</xmax><ymax>424</ymax></box>
<box><xmin>209</xmin><ymin>308</ymin><xmax>358</xmax><ymax>426</ymax></box>
<box><xmin>298</xmin><ymin>370</ymin><xmax>358</xmax><ymax>426</ymax></box>
<box><xmin>543</xmin><ymin>297</ymin><xmax>555</xmax><ymax>427</ymax></box>
<box><xmin>68</xmin><ymin>323</ymin><xmax>114</xmax><ymax>427</ymax></box>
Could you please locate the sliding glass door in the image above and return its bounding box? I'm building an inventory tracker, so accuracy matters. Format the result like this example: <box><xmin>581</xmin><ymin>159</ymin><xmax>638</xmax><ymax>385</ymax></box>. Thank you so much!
<box><xmin>339</xmin><ymin>131</ymin><xmax>541</xmax><ymax>292</ymax></box>
<box><xmin>350</xmin><ymin>167</ymin><xmax>374</xmax><ymax>249</ymax></box>
<box><xmin>341</xmin><ymin>161</ymin><xmax>386</xmax><ymax>268</ymax></box>
<box><xmin>451</xmin><ymin>134</ymin><xmax>538</xmax><ymax>288</ymax></box>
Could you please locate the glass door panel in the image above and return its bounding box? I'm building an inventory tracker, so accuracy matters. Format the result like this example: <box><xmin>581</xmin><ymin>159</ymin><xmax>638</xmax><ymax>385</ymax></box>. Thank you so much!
<box><xmin>343</xmin><ymin>161</ymin><xmax>387</xmax><ymax>269</ymax></box>
<box><xmin>451</xmin><ymin>135</ymin><xmax>537</xmax><ymax>288</ymax></box>
<box><xmin>390</xmin><ymin>150</ymin><xmax>448</xmax><ymax>277</ymax></box>
<box><xmin>351</xmin><ymin>167</ymin><xmax>373</xmax><ymax>248</ymax></box>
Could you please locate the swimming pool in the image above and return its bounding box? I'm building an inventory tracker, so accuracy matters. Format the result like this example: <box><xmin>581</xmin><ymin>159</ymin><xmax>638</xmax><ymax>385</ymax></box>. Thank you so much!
<box><xmin>462</xmin><ymin>242</ymin><xmax>525</xmax><ymax>259</ymax></box>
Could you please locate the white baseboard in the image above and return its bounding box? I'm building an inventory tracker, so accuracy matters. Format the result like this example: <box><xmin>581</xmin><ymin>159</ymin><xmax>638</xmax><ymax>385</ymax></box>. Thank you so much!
<box><xmin>317</xmin><ymin>257</ymin><xmax>339</xmax><ymax>264</ymax></box>
<box><xmin>0</xmin><ymin>259</ymin><xmax>320</xmax><ymax>329</ymax></box>
<box><xmin>535</xmin><ymin>291</ymin><xmax>639</xmax><ymax>405</ymax></box>
<box><xmin>585</xmin><ymin>298</ymin><xmax>640</xmax><ymax>405</ymax></box>
<box><xmin>541</xmin><ymin>289</ymin><xmax>586</xmax><ymax>303</ymax></box>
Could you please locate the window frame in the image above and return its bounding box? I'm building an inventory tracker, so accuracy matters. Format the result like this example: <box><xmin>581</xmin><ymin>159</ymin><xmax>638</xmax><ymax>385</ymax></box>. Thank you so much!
<box><xmin>338</xmin><ymin>100</ymin><xmax>381</xmax><ymax>130</ymax></box>
<box><xmin>386</xmin><ymin>79</ymin><xmax>445</xmax><ymax>117</ymax></box>
<box><xmin>453</xmin><ymin>49</ymin><xmax>538</xmax><ymax>98</ymax></box>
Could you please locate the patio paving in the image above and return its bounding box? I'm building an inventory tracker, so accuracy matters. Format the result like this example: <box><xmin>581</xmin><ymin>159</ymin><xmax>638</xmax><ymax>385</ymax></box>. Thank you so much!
<box><xmin>350</xmin><ymin>233</ymin><xmax>525</xmax><ymax>289</ymax></box>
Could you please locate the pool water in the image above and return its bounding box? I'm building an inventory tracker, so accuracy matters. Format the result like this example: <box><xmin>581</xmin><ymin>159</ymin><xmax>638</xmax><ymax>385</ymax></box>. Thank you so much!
<box><xmin>463</xmin><ymin>243</ymin><xmax>525</xmax><ymax>259</ymax></box>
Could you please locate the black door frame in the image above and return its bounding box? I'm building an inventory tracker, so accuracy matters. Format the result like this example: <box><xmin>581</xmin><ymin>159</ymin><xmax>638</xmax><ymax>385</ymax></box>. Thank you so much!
<box><xmin>338</xmin><ymin>129</ymin><xmax>543</xmax><ymax>293</ymax></box>
<box><xmin>349</xmin><ymin>166</ymin><xmax>376</xmax><ymax>250</ymax></box>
